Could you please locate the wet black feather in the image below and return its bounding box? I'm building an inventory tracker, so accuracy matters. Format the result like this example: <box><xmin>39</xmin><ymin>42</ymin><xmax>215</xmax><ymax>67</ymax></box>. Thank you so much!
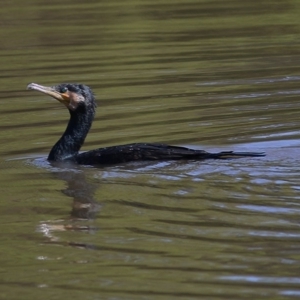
<box><xmin>47</xmin><ymin>83</ymin><xmax>264</xmax><ymax>165</ymax></box>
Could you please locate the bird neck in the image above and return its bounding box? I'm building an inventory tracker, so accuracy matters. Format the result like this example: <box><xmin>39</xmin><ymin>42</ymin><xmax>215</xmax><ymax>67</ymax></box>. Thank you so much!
<box><xmin>48</xmin><ymin>107</ymin><xmax>94</xmax><ymax>161</ymax></box>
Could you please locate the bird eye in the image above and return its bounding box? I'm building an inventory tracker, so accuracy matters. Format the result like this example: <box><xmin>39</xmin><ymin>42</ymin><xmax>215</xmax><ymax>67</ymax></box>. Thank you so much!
<box><xmin>60</xmin><ymin>87</ymin><xmax>68</xmax><ymax>93</ymax></box>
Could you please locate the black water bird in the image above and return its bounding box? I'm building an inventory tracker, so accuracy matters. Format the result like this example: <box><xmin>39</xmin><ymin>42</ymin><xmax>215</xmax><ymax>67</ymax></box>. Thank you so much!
<box><xmin>27</xmin><ymin>83</ymin><xmax>264</xmax><ymax>165</ymax></box>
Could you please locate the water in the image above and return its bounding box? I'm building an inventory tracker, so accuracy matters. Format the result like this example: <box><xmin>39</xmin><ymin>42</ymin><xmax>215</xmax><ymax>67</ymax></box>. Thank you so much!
<box><xmin>1</xmin><ymin>0</ymin><xmax>300</xmax><ymax>299</ymax></box>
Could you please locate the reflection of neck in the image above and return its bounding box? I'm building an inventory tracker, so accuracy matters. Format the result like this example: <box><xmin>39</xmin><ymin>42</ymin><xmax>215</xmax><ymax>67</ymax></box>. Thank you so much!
<box><xmin>48</xmin><ymin>107</ymin><xmax>94</xmax><ymax>161</ymax></box>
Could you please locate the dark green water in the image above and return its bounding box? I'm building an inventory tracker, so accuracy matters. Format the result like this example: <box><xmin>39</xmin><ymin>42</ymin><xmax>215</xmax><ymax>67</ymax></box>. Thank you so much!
<box><xmin>1</xmin><ymin>0</ymin><xmax>300</xmax><ymax>299</ymax></box>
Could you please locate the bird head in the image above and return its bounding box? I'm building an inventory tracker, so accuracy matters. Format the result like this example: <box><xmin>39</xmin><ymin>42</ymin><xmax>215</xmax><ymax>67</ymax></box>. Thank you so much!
<box><xmin>27</xmin><ymin>82</ymin><xmax>96</xmax><ymax>112</ymax></box>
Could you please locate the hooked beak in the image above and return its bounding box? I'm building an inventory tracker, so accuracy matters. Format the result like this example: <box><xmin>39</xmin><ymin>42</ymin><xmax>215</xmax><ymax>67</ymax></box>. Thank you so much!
<box><xmin>27</xmin><ymin>83</ymin><xmax>70</xmax><ymax>106</ymax></box>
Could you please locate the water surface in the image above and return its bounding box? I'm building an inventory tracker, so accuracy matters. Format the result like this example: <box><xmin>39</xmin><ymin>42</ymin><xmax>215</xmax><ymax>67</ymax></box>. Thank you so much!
<box><xmin>1</xmin><ymin>0</ymin><xmax>300</xmax><ymax>299</ymax></box>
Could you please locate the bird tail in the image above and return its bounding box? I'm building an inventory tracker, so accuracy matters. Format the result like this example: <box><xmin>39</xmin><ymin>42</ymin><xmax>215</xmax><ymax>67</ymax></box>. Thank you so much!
<box><xmin>206</xmin><ymin>151</ymin><xmax>265</xmax><ymax>159</ymax></box>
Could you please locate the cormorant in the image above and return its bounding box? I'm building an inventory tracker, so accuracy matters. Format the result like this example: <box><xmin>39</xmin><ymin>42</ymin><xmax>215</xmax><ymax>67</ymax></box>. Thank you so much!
<box><xmin>27</xmin><ymin>83</ymin><xmax>264</xmax><ymax>165</ymax></box>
